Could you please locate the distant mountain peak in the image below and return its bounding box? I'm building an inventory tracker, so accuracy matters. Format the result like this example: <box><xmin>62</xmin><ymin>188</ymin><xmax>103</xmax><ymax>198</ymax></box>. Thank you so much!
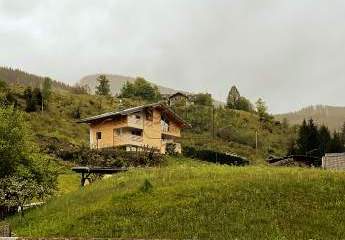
<box><xmin>79</xmin><ymin>74</ymin><xmax>187</xmax><ymax>96</ymax></box>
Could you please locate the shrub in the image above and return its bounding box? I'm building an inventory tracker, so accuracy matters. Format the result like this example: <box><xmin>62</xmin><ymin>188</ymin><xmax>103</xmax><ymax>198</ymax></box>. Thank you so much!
<box><xmin>182</xmin><ymin>145</ymin><xmax>249</xmax><ymax>166</ymax></box>
<box><xmin>166</xmin><ymin>143</ymin><xmax>178</xmax><ymax>156</ymax></box>
<box><xmin>75</xmin><ymin>147</ymin><xmax>165</xmax><ymax>167</ymax></box>
<box><xmin>42</xmin><ymin>138</ymin><xmax>165</xmax><ymax>168</ymax></box>
<box><xmin>139</xmin><ymin>179</ymin><xmax>153</xmax><ymax>193</ymax></box>
<box><xmin>71</xmin><ymin>106</ymin><xmax>81</xmax><ymax>119</ymax></box>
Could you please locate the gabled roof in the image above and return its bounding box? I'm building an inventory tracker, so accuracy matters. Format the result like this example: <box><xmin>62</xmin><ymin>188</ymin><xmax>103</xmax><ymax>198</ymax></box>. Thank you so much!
<box><xmin>77</xmin><ymin>102</ymin><xmax>191</xmax><ymax>128</ymax></box>
<box><xmin>169</xmin><ymin>92</ymin><xmax>189</xmax><ymax>98</ymax></box>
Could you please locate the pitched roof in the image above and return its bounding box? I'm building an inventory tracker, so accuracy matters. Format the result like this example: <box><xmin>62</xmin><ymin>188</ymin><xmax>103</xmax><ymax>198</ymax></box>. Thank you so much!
<box><xmin>77</xmin><ymin>102</ymin><xmax>191</xmax><ymax>128</ymax></box>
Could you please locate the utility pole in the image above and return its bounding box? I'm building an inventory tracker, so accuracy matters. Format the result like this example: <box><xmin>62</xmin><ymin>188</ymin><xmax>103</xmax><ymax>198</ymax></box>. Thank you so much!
<box><xmin>255</xmin><ymin>130</ymin><xmax>258</xmax><ymax>154</ymax></box>
<box><xmin>212</xmin><ymin>105</ymin><xmax>215</xmax><ymax>139</ymax></box>
<box><xmin>41</xmin><ymin>95</ymin><xmax>44</xmax><ymax>112</ymax></box>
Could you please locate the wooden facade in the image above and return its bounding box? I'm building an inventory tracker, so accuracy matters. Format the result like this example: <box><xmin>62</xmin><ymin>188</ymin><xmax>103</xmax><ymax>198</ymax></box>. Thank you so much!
<box><xmin>322</xmin><ymin>153</ymin><xmax>345</xmax><ymax>170</ymax></box>
<box><xmin>79</xmin><ymin>103</ymin><xmax>189</xmax><ymax>154</ymax></box>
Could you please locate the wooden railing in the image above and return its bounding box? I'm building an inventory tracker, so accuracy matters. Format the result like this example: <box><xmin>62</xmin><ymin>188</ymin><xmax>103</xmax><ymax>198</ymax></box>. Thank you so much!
<box><xmin>128</xmin><ymin>117</ymin><xmax>143</xmax><ymax>129</ymax></box>
<box><xmin>114</xmin><ymin>133</ymin><xmax>143</xmax><ymax>146</ymax></box>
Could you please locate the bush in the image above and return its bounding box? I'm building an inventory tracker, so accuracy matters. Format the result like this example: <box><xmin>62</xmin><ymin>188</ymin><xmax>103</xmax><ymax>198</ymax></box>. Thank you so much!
<box><xmin>41</xmin><ymin>137</ymin><xmax>165</xmax><ymax>168</ymax></box>
<box><xmin>166</xmin><ymin>143</ymin><xmax>178</xmax><ymax>156</ymax></box>
<box><xmin>120</xmin><ymin>77</ymin><xmax>161</xmax><ymax>102</ymax></box>
<box><xmin>183</xmin><ymin>145</ymin><xmax>249</xmax><ymax>166</ymax></box>
<box><xmin>71</xmin><ymin>106</ymin><xmax>81</xmax><ymax>119</ymax></box>
<box><xmin>139</xmin><ymin>179</ymin><xmax>153</xmax><ymax>193</ymax></box>
<box><xmin>75</xmin><ymin>147</ymin><xmax>165</xmax><ymax>167</ymax></box>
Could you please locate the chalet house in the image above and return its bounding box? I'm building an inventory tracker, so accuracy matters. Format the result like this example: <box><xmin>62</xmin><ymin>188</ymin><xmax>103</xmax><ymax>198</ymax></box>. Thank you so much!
<box><xmin>78</xmin><ymin>103</ymin><xmax>191</xmax><ymax>154</ymax></box>
<box><xmin>162</xmin><ymin>92</ymin><xmax>192</xmax><ymax>106</ymax></box>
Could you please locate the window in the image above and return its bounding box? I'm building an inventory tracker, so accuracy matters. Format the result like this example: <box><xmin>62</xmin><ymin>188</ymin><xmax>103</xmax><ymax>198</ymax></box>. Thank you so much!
<box><xmin>161</xmin><ymin>114</ymin><xmax>170</xmax><ymax>132</ymax></box>
<box><xmin>96</xmin><ymin>132</ymin><xmax>102</xmax><ymax>140</ymax></box>
<box><xmin>115</xmin><ymin>129</ymin><xmax>122</xmax><ymax>136</ymax></box>
<box><xmin>135</xmin><ymin>114</ymin><xmax>141</xmax><ymax>119</ymax></box>
<box><xmin>145</xmin><ymin>109</ymin><xmax>153</xmax><ymax>121</ymax></box>
<box><xmin>131</xmin><ymin>129</ymin><xmax>142</xmax><ymax>136</ymax></box>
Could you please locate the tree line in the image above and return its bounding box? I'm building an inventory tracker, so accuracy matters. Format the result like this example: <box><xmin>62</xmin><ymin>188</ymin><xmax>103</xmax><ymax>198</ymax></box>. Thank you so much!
<box><xmin>0</xmin><ymin>66</ymin><xmax>72</xmax><ymax>91</ymax></box>
<box><xmin>226</xmin><ymin>85</ymin><xmax>271</xmax><ymax>121</ymax></box>
<box><xmin>289</xmin><ymin>119</ymin><xmax>345</xmax><ymax>160</ymax></box>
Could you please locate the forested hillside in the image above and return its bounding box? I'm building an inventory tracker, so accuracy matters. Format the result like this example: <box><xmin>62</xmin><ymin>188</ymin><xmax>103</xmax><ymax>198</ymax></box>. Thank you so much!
<box><xmin>276</xmin><ymin>105</ymin><xmax>345</xmax><ymax>131</ymax></box>
<box><xmin>0</xmin><ymin>66</ymin><xmax>73</xmax><ymax>90</ymax></box>
<box><xmin>0</xmin><ymin>70</ymin><xmax>293</xmax><ymax>165</ymax></box>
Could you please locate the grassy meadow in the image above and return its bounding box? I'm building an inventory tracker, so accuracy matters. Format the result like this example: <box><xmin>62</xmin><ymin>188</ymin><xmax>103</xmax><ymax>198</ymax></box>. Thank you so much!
<box><xmin>9</xmin><ymin>157</ymin><xmax>345</xmax><ymax>239</ymax></box>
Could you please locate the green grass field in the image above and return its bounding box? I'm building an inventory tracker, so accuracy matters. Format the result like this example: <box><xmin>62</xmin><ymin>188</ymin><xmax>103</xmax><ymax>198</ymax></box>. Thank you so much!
<box><xmin>9</xmin><ymin>157</ymin><xmax>345</xmax><ymax>239</ymax></box>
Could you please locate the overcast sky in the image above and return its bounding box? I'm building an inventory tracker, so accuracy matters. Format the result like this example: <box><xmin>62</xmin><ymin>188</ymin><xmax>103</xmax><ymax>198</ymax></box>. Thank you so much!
<box><xmin>1</xmin><ymin>0</ymin><xmax>345</xmax><ymax>113</ymax></box>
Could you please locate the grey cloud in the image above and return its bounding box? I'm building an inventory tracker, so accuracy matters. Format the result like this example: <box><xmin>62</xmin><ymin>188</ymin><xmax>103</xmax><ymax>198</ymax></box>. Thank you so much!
<box><xmin>1</xmin><ymin>0</ymin><xmax>345</xmax><ymax>113</ymax></box>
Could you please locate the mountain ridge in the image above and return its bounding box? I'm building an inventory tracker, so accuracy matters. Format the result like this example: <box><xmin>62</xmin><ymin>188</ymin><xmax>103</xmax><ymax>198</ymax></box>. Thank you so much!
<box><xmin>275</xmin><ymin>105</ymin><xmax>345</xmax><ymax>131</ymax></box>
<box><xmin>79</xmin><ymin>74</ymin><xmax>189</xmax><ymax>96</ymax></box>
<box><xmin>79</xmin><ymin>73</ymin><xmax>225</xmax><ymax>106</ymax></box>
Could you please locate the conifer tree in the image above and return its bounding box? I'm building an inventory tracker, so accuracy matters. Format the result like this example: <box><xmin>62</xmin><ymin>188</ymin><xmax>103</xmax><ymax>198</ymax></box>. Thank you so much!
<box><xmin>226</xmin><ymin>86</ymin><xmax>240</xmax><ymax>109</ymax></box>
<box><xmin>306</xmin><ymin>118</ymin><xmax>320</xmax><ymax>153</ymax></box>
<box><xmin>318</xmin><ymin>124</ymin><xmax>331</xmax><ymax>155</ymax></box>
<box><xmin>33</xmin><ymin>87</ymin><xmax>42</xmax><ymax>111</ymax></box>
<box><xmin>226</xmin><ymin>85</ymin><xmax>253</xmax><ymax>111</ymax></box>
<box><xmin>340</xmin><ymin>122</ymin><xmax>345</xmax><ymax>144</ymax></box>
<box><xmin>24</xmin><ymin>87</ymin><xmax>37</xmax><ymax>112</ymax></box>
<box><xmin>328</xmin><ymin>131</ymin><xmax>344</xmax><ymax>153</ymax></box>
<box><xmin>42</xmin><ymin>77</ymin><xmax>52</xmax><ymax>111</ymax></box>
<box><xmin>296</xmin><ymin>119</ymin><xmax>309</xmax><ymax>154</ymax></box>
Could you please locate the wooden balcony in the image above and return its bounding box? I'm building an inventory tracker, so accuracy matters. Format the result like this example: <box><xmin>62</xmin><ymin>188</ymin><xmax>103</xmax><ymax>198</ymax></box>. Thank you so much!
<box><xmin>161</xmin><ymin>124</ymin><xmax>180</xmax><ymax>137</ymax></box>
<box><xmin>114</xmin><ymin>133</ymin><xmax>143</xmax><ymax>147</ymax></box>
<box><xmin>127</xmin><ymin>115</ymin><xmax>144</xmax><ymax>129</ymax></box>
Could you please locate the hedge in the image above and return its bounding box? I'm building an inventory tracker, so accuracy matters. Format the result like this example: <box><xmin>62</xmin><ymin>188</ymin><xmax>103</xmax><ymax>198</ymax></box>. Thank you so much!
<box><xmin>182</xmin><ymin>145</ymin><xmax>249</xmax><ymax>166</ymax></box>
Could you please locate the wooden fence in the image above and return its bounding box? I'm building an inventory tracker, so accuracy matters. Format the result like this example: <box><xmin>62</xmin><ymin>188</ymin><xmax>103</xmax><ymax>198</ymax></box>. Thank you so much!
<box><xmin>322</xmin><ymin>153</ymin><xmax>345</xmax><ymax>170</ymax></box>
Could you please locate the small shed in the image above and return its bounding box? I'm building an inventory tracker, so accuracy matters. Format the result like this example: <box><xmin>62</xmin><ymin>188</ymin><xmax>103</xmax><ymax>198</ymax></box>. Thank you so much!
<box><xmin>322</xmin><ymin>153</ymin><xmax>345</xmax><ymax>170</ymax></box>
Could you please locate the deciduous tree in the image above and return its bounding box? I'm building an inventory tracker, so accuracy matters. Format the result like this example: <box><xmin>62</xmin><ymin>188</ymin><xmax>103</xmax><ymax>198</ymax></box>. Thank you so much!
<box><xmin>194</xmin><ymin>93</ymin><xmax>213</xmax><ymax>106</ymax></box>
<box><xmin>120</xmin><ymin>77</ymin><xmax>161</xmax><ymax>102</ymax></box>
<box><xmin>95</xmin><ymin>75</ymin><xmax>111</xmax><ymax>96</ymax></box>
<box><xmin>0</xmin><ymin>106</ymin><xmax>57</xmax><ymax>210</ymax></box>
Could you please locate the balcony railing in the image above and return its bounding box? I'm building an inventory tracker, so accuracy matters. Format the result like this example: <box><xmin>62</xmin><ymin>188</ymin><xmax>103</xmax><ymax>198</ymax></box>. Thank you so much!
<box><xmin>114</xmin><ymin>133</ymin><xmax>143</xmax><ymax>146</ymax></box>
<box><xmin>128</xmin><ymin>117</ymin><xmax>143</xmax><ymax>129</ymax></box>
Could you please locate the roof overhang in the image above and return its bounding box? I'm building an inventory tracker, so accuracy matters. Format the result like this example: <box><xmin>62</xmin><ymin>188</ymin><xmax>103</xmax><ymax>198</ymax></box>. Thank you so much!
<box><xmin>77</xmin><ymin>102</ymin><xmax>191</xmax><ymax>128</ymax></box>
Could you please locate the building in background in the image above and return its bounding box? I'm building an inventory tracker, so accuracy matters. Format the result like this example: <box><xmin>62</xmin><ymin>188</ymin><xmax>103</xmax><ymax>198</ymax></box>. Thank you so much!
<box><xmin>322</xmin><ymin>153</ymin><xmax>345</xmax><ymax>170</ymax></box>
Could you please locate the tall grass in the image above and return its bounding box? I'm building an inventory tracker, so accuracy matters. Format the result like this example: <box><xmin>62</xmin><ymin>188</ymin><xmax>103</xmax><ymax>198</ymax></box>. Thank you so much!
<box><xmin>9</xmin><ymin>157</ymin><xmax>345</xmax><ymax>239</ymax></box>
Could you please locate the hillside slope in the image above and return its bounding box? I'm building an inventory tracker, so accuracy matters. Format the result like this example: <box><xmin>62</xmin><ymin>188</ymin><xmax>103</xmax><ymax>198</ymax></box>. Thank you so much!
<box><xmin>2</xmin><ymin>84</ymin><xmax>290</xmax><ymax>165</ymax></box>
<box><xmin>0</xmin><ymin>66</ymin><xmax>72</xmax><ymax>90</ymax></box>
<box><xmin>276</xmin><ymin>105</ymin><xmax>345</xmax><ymax>131</ymax></box>
<box><xmin>9</xmin><ymin>157</ymin><xmax>345</xmax><ymax>239</ymax></box>
<box><xmin>1</xmin><ymin>68</ymin><xmax>290</xmax><ymax>164</ymax></box>
<box><xmin>80</xmin><ymin>74</ymin><xmax>186</xmax><ymax>95</ymax></box>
